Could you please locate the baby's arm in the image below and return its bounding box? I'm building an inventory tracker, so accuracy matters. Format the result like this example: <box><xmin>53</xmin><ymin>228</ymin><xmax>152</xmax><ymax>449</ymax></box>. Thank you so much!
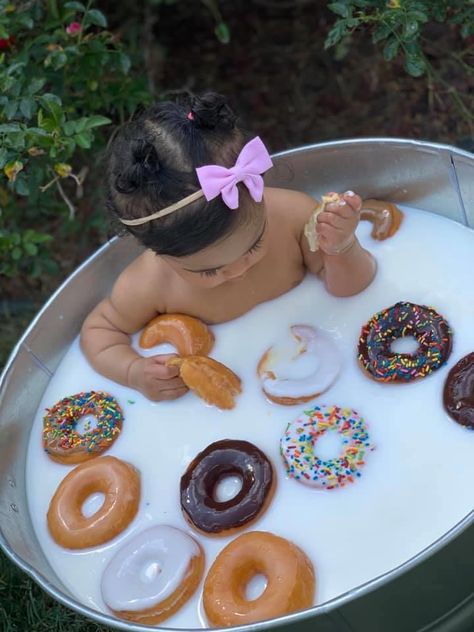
<box><xmin>80</xmin><ymin>256</ymin><xmax>187</xmax><ymax>401</ymax></box>
<box><xmin>296</xmin><ymin>191</ymin><xmax>376</xmax><ymax>296</ymax></box>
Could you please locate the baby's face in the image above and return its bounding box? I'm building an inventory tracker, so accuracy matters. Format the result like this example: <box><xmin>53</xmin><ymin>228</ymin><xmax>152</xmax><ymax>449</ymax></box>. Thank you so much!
<box><xmin>164</xmin><ymin>207</ymin><xmax>268</xmax><ymax>289</ymax></box>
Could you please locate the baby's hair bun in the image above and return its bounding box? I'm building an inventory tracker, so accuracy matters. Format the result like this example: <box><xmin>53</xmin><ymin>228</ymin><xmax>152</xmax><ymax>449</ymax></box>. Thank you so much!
<box><xmin>115</xmin><ymin>138</ymin><xmax>159</xmax><ymax>194</ymax></box>
<box><xmin>191</xmin><ymin>92</ymin><xmax>236</xmax><ymax>131</ymax></box>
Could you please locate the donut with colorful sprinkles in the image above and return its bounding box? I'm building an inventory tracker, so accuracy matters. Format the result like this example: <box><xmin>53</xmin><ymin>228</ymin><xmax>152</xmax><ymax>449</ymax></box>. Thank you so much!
<box><xmin>43</xmin><ymin>391</ymin><xmax>123</xmax><ymax>464</ymax></box>
<box><xmin>358</xmin><ymin>301</ymin><xmax>452</xmax><ymax>382</ymax></box>
<box><xmin>280</xmin><ymin>404</ymin><xmax>374</xmax><ymax>490</ymax></box>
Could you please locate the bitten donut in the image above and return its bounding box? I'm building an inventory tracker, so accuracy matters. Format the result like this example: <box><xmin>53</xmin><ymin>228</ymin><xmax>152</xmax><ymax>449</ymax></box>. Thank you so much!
<box><xmin>47</xmin><ymin>456</ymin><xmax>140</xmax><ymax>549</ymax></box>
<box><xmin>43</xmin><ymin>391</ymin><xmax>123</xmax><ymax>464</ymax></box>
<box><xmin>139</xmin><ymin>313</ymin><xmax>214</xmax><ymax>356</ymax></box>
<box><xmin>360</xmin><ymin>198</ymin><xmax>404</xmax><ymax>240</ymax></box>
<box><xmin>358</xmin><ymin>301</ymin><xmax>452</xmax><ymax>382</ymax></box>
<box><xmin>180</xmin><ymin>440</ymin><xmax>275</xmax><ymax>536</ymax></box>
<box><xmin>281</xmin><ymin>404</ymin><xmax>374</xmax><ymax>489</ymax></box>
<box><xmin>101</xmin><ymin>525</ymin><xmax>204</xmax><ymax>625</ymax></box>
<box><xmin>443</xmin><ymin>352</ymin><xmax>474</xmax><ymax>429</ymax></box>
<box><xmin>203</xmin><ymin>531</ymin><xmax>315</xmax><ymax>627</ymax></box>
<box><xmin>257</xmin><ymin>325</ymin><xmax>340</xmax><ymax>405</ymax></box>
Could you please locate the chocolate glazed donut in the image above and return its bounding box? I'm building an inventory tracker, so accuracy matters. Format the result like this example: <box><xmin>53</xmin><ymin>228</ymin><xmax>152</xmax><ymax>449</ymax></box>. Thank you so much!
<box><xmin>180</xmin><ymin>439</ymin><xmax>275</xmax><ymax>536</ymax></box>
<box><xmin>443</xmin><ymin>352</ymin><xmax>474</xmax><ymax>429</ymax></box>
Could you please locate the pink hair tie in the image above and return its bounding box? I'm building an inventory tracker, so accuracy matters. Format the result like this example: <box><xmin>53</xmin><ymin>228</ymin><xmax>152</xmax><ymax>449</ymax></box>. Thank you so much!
<box><xmin>187</xmin><ymin>111</ymin><xmax>194</xmax><ymax>121</ymax></box>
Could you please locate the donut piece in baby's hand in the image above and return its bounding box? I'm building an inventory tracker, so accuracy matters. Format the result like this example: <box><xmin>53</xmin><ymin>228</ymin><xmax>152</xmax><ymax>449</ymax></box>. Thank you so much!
<box><xmin>304</xmin><ymin>192</ymin><xmax>341</xmax><ymax>252</ymax></box>
<box><xmin>139</xmin><ymin>313</ymin><xmax>214</xmax><ymax>356</ymax></box>
<box><xmin>360</xmin><ymin>199</ymin><xmax>404</xmax><ymax>240</ymax></box>
<box><xmin>43</xmin><ymin>391</ymin><xmax>123</xmax><ymax>464</ymax></box>
<box><xmin>257</xmin><ymin>325</ymin><xmax>340</xmax><ymax>405</ymax></box>
<box><xmin>203</xmin><ymin>531</ymin><xmax>315</xmax><ymax>626</ymax></box>
<box><xmin>168</xmin><ymin>356</ymin><xmax>241</xmax><ymax>410</ymax></box>
<box><xmin>101</xmin><ymin>525</ymin><xmax>204</xmax><ymax>625</ymax></box>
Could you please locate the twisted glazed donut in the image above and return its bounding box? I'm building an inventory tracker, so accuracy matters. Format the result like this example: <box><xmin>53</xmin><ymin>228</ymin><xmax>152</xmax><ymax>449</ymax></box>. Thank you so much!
<box><xmin>47</xmin><ymin>456</ymin><xmax>140</xmax><ymax>549</ymax></box>
<box><xmin>203</xmin><ymin>531</ymin><xmax>315</xmax><ymax>626</ymax></box>
<box><xmin>139</xmin><ymin>313</ymin><xmax>214</xmax><ymax>356</ymax></box>
<box><xmin>101</xmin><ymin>525</ymin><xmax>204</xmax><ymax>625</ymax></box>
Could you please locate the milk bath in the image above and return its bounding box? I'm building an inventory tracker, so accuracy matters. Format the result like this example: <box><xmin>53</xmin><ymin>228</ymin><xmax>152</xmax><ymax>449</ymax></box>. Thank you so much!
<box><xmin>26</xmin><ymin>206</ymin><xmax>474</xmax><ymax>629</ymax></box>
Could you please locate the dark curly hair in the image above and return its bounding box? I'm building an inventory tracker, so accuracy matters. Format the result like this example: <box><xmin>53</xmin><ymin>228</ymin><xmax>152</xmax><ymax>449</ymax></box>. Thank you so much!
<box><xmin>106</xmin><ymin>92</ymin><xmax>261</xmax><ymax>258</ymax></box>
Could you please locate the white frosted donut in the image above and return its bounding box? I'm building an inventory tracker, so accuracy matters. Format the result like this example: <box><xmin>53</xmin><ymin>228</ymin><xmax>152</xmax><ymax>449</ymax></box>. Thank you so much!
<box><xmin>101</xmin><ymin>525</ymin><xmax>204</xmax><ymax>625</ymax></box>
<box><xmin>257</xmin><ymin>325</ymin><xmax>340</xmax><ymax>405</ymax></box>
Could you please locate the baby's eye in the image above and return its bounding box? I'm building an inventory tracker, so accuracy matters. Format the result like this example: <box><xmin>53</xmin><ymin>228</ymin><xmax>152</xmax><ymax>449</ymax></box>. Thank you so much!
<box><xmin>247</xmin><ymin>235</ymin><xmax>263</xmax><ymax>255</ymax></box>
<box><xmin>200</xmin><ymin>268</ymin><xmax>218</xmax><ymax>278</ymax></box>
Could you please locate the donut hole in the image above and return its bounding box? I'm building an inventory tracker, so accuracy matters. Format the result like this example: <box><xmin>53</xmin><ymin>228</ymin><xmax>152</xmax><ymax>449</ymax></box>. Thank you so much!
<box><xmin>213</xmin><ymin>474</ymin><xmax>243</xmax><ymax>503</ymax></box>
<box><xmin>313</xmin><ymin>431</ymin><xmax>344</xmax><ymax>461</ymax></box>
<box><xmin>390</xmin><ymin>336</ymin><xmax>419</xmax><ymax>355</ymax></box>
<box><xmin>81</xmin><ymin>492</ymin><xmax>105</xmax><ymax>518</ymax></box>
<box><xmin>75</xmin><ymin>414</ymin><xmax>98</xmax><ymax>435</ymax></box>
<box><xmin>139</xmin><ymin>560</ymin><xmax>162</xmax><ymax>584</ymax></box>
<box><xmin>245</xmin><ymin>572</ymin><xmax>268</xmax><ymax>601</ymax></box>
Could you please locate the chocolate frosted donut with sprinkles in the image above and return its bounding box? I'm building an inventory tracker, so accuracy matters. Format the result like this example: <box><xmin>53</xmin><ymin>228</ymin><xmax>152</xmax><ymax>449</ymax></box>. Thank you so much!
<box><xmin>43</xmin><ymin>391</ymin><xmax>123</xmax><ymax>464</ymax></box>
<box><xmin>358</xmin><ymin>302</ymin><xmax>452</xmax><ymax>382</ymax></box>
<box><xmin>443</xmin><ymin>352</ymin><xmax>474</xmax><ymax>429</ymax></box>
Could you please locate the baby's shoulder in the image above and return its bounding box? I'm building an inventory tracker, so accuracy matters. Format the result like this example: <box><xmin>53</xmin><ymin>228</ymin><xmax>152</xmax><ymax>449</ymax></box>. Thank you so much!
<box><xmin>111</xmin><ymin>249</ymin><xmax>169</xmax><ymax>311</ymax></box>
<box><xmin>265</xmin><ymin>187</ymin><xmax>318</xmax><ymax>234</ymax></box>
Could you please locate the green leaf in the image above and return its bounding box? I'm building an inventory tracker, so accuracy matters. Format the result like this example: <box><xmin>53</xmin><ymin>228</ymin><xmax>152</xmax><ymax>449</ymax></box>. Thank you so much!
<box><xmin>4</xmin><ymin>100</ymin><xmax>18</xmax><ymax>119</ymax></box>
<box><xmin>82</xmin><ymin>115</ymin><xmax>112</xmax><ymax>130</ymax></box>
<box><xmin>40</xmin><ymin>93</ymin><xmax>62</xmax><ymax>106</ymax></box>
<box><xmin>383</xmin><ymin>38</ymin><xmax>400</xmax><ymax>61</ymax></box>
<box><xmin>404</xmin><ymin>54</ymin><xmax>426</xmax><ymax>77</ymax></box>
<box><xmin>86</xmin><ymin>9</ymin><xmax>107</xmax><ymax>27</ymax></box>
<box><xmin>20</xmin><ymin>97</ymin><xmax>36</xmax><ymax>119</ymax></box>
<box><xmin>0</xmin><ymin>123</ymin><xmax>21</xmax><ymax>133</ymax></box>
<box><xmin>325</xmin><ymin>22</ymin><xmax>348</xmax><ymax>49</ymax></box>
<box><xmin>14</xmin><ymin>175</ymin><xmax>30</xmax><ymax>196</ymax></box>
<box><xmin>328</xmin><ymin>2</ymin><xmax>350</xmax><ymax>18</ymax></box>
<box><xmin>403</xmin><ymin>20</ymin><xmax>419</xmax><ymax>40</ymax></box>
<box><xmin>64</xmin><ymin>1</ymin><xmax>86</xmax><ymax>10</ymax></box>
<box><xmin>214</xmin><ymin>22</ymin><xmax>230</xmax><ymax>44</ymax></box>
<box><xmin>118</xmin><ymin>52</ymin><xmax>131</xmax><ymax>74</ymax></box>
<box><xmin>24</xmin><ymin>242</ymin><xmax>38</xmax><ymax>256</ymax></box>
<box><xmin>63</xmin><ymin>120</ymin><xmax>77</xmax><ymax>136</ymax></box>
<box><xmin>74</xmin><ymin>132</ymin><xmax>91</xmax><ymax>148</ymax></box>
<box><xmin>372</xmin><ymin>22</ymin><xmax>392</xmax><ymax>43</ymax></box>
<box><xmin>0</xmin><ymin>147</ymin><xmax>7</xmax><ymax>168</ymax></box>
<box><xmin>11</xmin><ymin>247</ymin><xmax>22</xmax><ymax>260</ymax></box>
<box><xmin>27</xmin><ymin>78</ymin><xmax>47</xmax><ymax>95</ymax></box>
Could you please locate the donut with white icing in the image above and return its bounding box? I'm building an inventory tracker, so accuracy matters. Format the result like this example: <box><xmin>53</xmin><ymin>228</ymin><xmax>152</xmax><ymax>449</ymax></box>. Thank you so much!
<box><xmin>101</xmin><ymin>525</ymin><xmax>204</xmax><ymax>625</ymax></box>
<box><xmin>257</xmin><ymin>325</ymin><xmax>340</xmax><ymax>405</ymax></box>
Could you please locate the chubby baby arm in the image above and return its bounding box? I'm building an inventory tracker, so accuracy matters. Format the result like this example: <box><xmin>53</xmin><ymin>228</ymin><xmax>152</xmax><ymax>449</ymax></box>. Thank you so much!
<box><xmin>80</xmin><ymin>260</ymin><xmax>187</xmax><ymax>401</ymax></box>
<box><xmin>301</xmin><ymin>191</ymin><xmax>376</xmax><ymax>297</ymax></box>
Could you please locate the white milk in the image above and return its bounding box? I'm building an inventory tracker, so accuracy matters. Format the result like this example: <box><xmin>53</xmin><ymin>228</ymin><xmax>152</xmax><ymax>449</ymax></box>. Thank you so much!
<box><xmin>26</xmin><ymin>206</ymin><xmax>474</xmax><ymax>629</ymax></box>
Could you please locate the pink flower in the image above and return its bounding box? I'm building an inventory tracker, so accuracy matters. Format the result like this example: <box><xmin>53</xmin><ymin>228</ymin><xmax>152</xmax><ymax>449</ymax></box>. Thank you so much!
<box><xmin>66</xmin><ymin>22</ymin><xmax>81</xmax><ymax>36</ymax></box>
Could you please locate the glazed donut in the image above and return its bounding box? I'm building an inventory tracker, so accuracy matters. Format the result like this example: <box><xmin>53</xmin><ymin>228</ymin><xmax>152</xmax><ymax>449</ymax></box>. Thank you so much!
<box><xmin>360</xmin><ymin>198</ymin><xmax>404</xmax><ymax>240</ymax></box>
<box><xmin>42</xmin><ymin>391</ymin><xmax>123</xmax><ymax>464</ymax></box>
<box><xmin>47</xmin><ymin>456</ymin><xmax>140</xmax><ymax>549</ymax></box>
<box><xmin>443</xmin><ymin>352</ymin><xmax>474</xmax><ymax>429</ymax></box>
<box><xmin>257</xmin><ymin>325</ymin><xmax>340</xmax><ymax>405</ymax></box>
<box><xmin>139</xmin><ymin>313</ymin><xmax>214</xmax><ymax>356</ymax></box>
<box><xmin>168</xmin><ymin>355</ymin><xmax>241</xmax><ymax>410</ymax></box>
<box><xmin>203</xmin><ymin>531</ymin><xmax>315</xmax><ymax>626</ymax></box>
<box><xmin>101</xmin><ymin>525</ymin><xmax>204</xmax><ymax>625</ymax></box>
<box><xmin>358</xmin><ymin>301</ymin><xmax>452</xmax><ymax>382</ymax></box>
<box><xmin>281</xmin><ymin>404</ymin><xmax>374</xmax><ymax>489</ymax></box>
<box><xmin>180</xmin><ymin>440</ymin><xmax>275</xmax><ymax>536</ymax></box>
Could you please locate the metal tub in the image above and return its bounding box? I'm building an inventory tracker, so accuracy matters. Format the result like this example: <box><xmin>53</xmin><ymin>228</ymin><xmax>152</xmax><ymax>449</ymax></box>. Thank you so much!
<box><xmin>1</xmin><ymin>138</ymin><xmax>474</xmax><ymax>632</ymax></box>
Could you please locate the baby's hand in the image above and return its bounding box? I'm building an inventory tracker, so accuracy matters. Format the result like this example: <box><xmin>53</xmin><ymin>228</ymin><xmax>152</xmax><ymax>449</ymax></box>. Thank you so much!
<box><xmin>317</xmin><ymin>190</ymin><xmax>362</xmax><ymax>255</ymax></box>
<box><xmin>128</xmin><ymin>354</ymin><xmax>188</xmax><ymax>401</ymax></box>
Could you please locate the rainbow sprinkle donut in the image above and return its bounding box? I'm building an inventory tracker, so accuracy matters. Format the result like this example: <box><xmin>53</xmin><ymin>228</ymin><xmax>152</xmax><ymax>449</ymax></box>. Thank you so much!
<box><xmin>280</xmin><ymin>404</ymin><xmax>374</xmax><ymax>490</ymax></box>
<box><xmin>43</xmin><ymin>391</ymin><xmax>123</xmax><ymax>465</ymax></box>
<box><xmin>358</xmin><ymin>301</ymin><xmax>452</xmax><ymax>382</ymax></box>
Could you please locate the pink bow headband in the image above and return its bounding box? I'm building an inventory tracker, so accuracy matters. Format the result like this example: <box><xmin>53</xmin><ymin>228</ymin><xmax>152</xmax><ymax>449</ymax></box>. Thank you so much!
<box><xmin>119</xmin><ymin>136</ymin><xmax>273</xmax><ymax>226</ymax></box>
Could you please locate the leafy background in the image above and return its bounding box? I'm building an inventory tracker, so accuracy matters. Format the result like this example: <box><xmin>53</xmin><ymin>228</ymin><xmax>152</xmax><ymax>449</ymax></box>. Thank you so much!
<box><xmin>0</xmin><ymin>1</ymin><xmax>473</xmax><ymax>630</ymax></box>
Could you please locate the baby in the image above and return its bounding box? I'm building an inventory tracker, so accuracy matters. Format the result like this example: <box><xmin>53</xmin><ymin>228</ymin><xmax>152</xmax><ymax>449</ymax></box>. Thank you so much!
<box><xmin>81</xmin><ymin>92</ymin><xmax>376</xmax><ymax>401</ymax></box>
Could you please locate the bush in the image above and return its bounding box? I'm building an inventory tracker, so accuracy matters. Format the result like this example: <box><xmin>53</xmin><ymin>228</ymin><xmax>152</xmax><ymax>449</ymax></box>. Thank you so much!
<box><xmin>0</xmin><ymin>0</ymin><xmax>150</xmax><ymax>281</ymax></box>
